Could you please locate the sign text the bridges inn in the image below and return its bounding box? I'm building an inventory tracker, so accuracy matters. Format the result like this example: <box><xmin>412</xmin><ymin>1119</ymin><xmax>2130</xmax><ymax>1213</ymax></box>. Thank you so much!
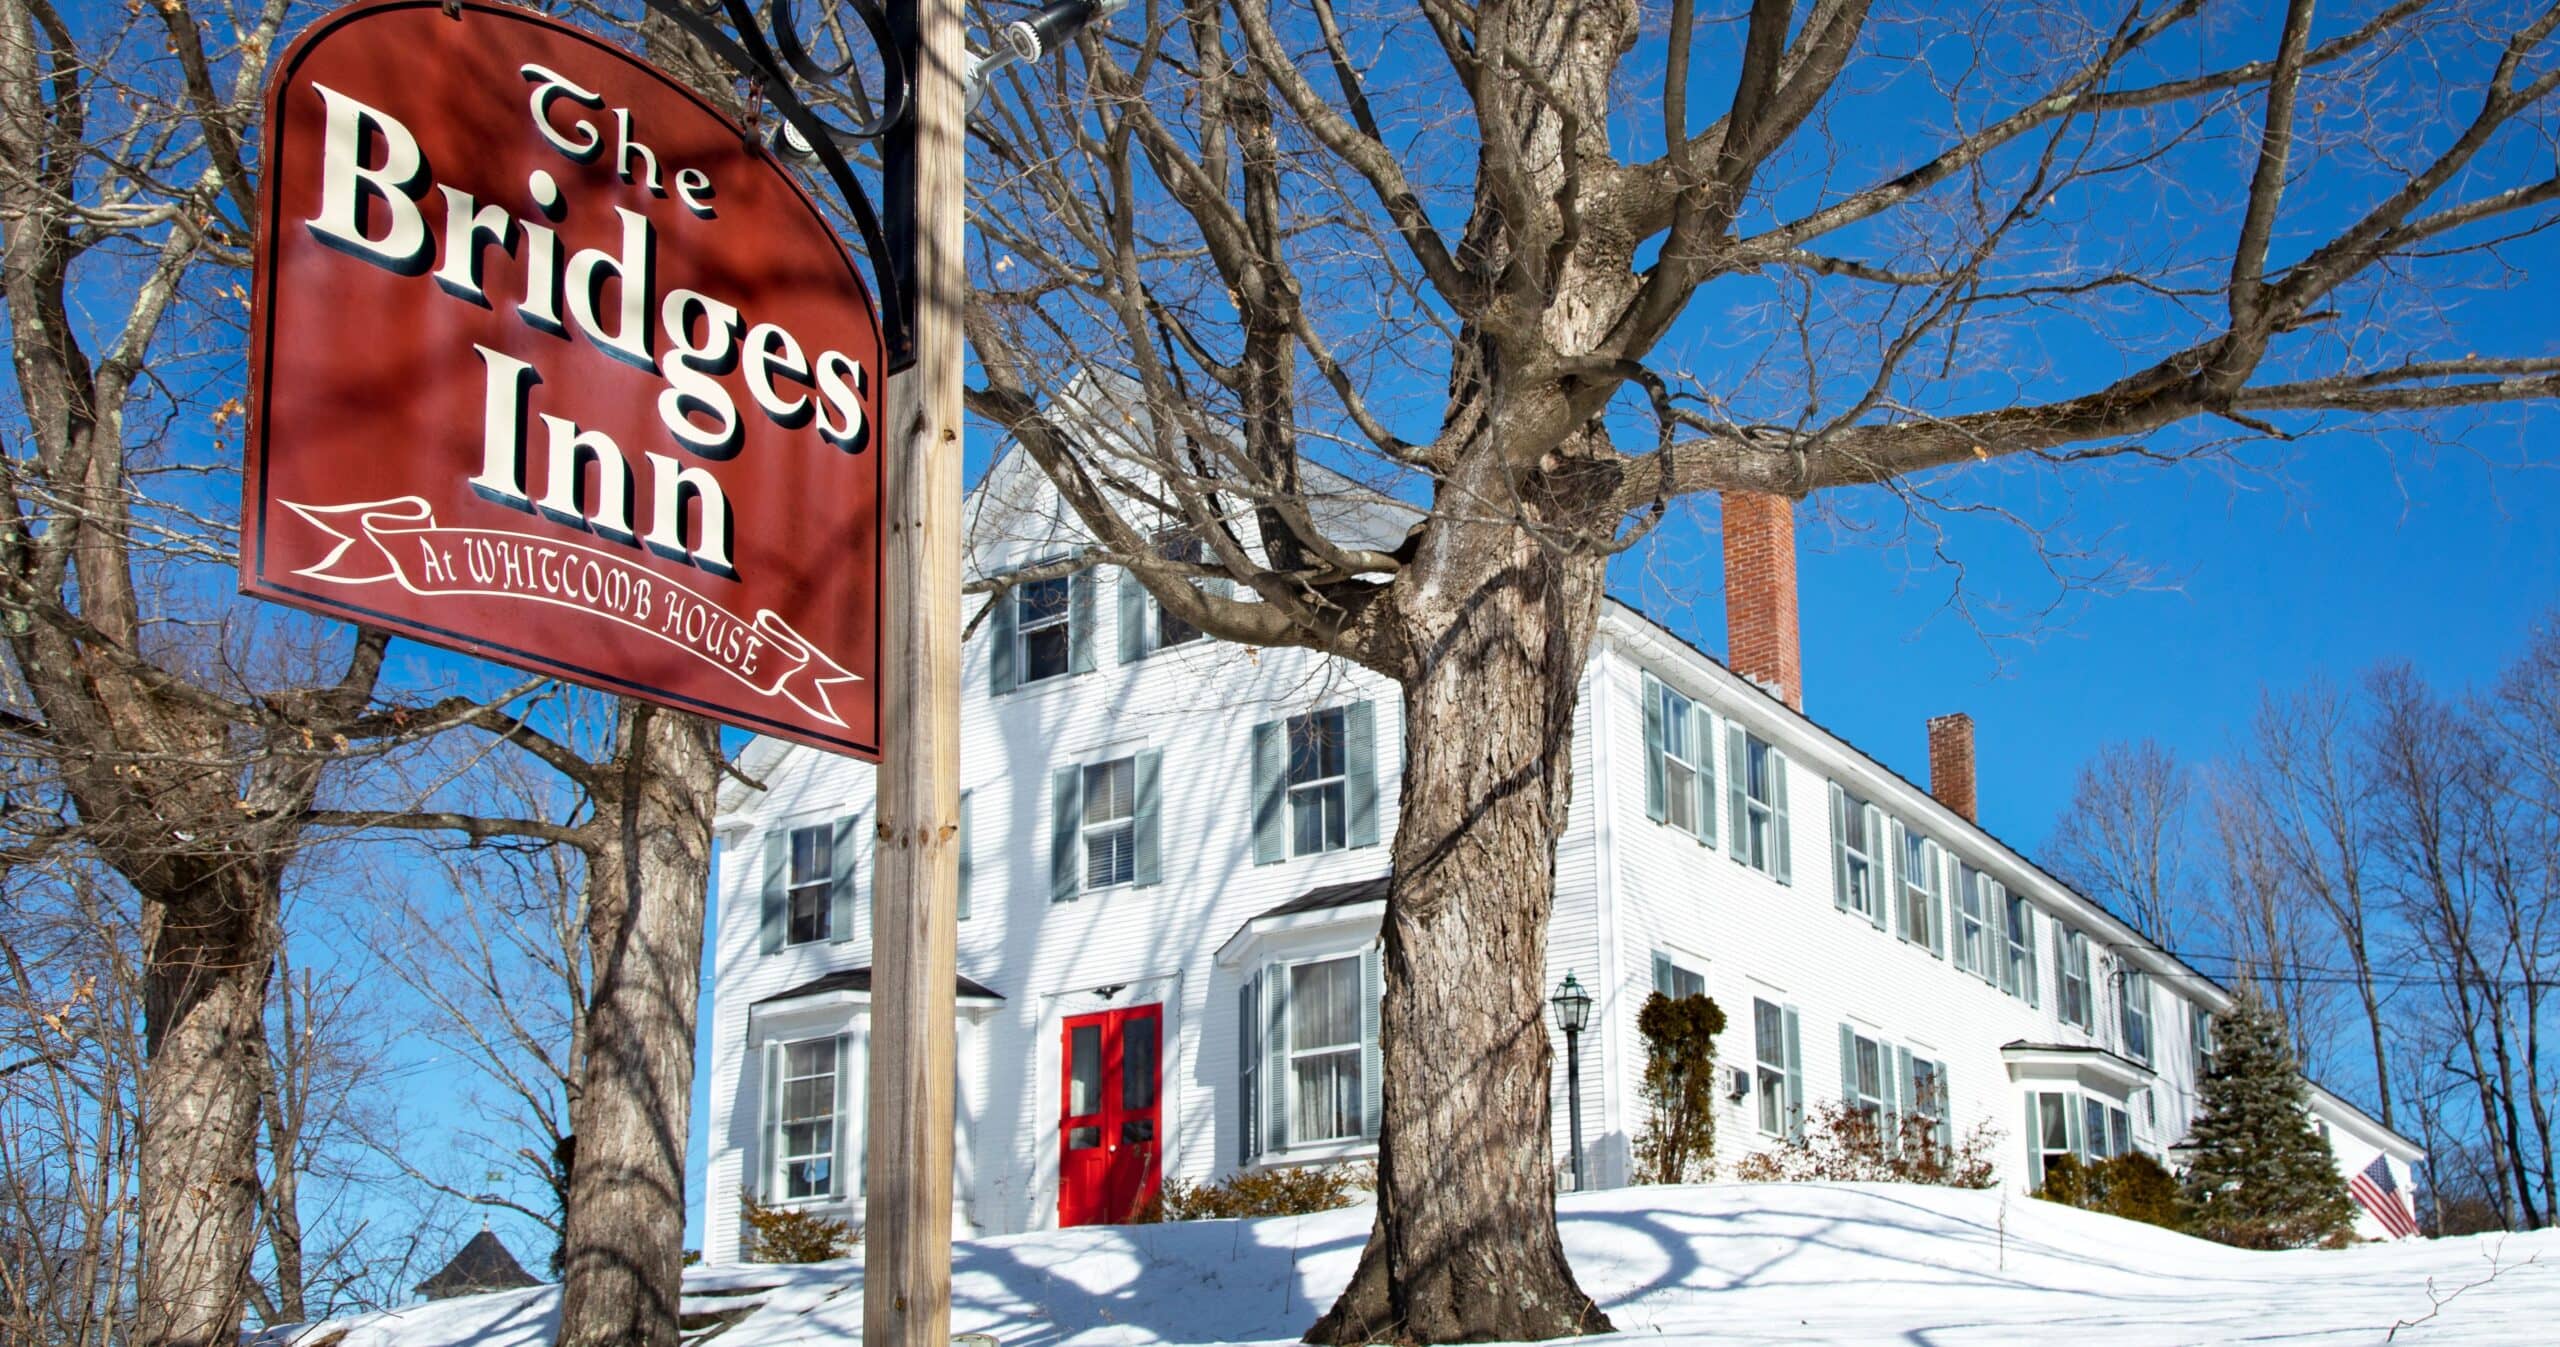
<box><xmin>244</xmin><ymin>0</ymin><xmax>884</xmax><ymax>757</ymax></box>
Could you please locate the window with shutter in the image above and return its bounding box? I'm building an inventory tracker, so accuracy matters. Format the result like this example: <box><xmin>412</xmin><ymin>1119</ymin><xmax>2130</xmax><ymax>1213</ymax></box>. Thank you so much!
<box><xmin>1081</xmin><ymin>757</ymin><xmax>1139</xmax><ymax>890</ymax></box>
<box><xmin>784</xmin><ymin>822</ymin><xmax>832</xmax><ymax>945</ymax></box>
<box><xmin>1734</xmin><ymin>732</ymin><xmax>1786</xmax><ymax>877</ymax></box>
<box><xmin>1752</xmin><ymin>999</ymin><xmax>1790</xmax><ymax>1137</ymax></box>
<box><xmin>1286</xmin><ymin>708</ymin><xmax>1350</xmax><ymax>857</ymax></box>
<box><xmin>1281</xmin><ymin>953</ymin><xmax>1367</xmax><ymax>1147</ymax></box>
<box><xmin>1832</xmin><ymin>784</ymin><xmax>1883</xmax><ymax>924</ymax></box>
<box><xmin>2120</xmin><ymin>969</ymin><xmax>2155</xmax><ymax>1063</ymax></box>
<box><xmin>1954</xmin><ymin>864</ymin><xmax>1992</xmax><ymax>977</ymax></box>
<box><xmin>773</xmin><ymin>1036</ymin><xmax>841</xmax><ymax>1201</ymax></box>
<box><xmin>1013</xmin><ymin>573</ymin><xmax>1075</xmax><ymax>686</ymax></box>
<box><xmin>2002</xmin><ymin>890</ymin><xmax>2038</xmax><ymax>1004</ymax></box>
<box><xmin>2059</xmin><ymin>926</ymin><xmax>2093</xmax><ymax>1028</ymax></box>
<box><xmin>1897</xmin><ymin>827</ymin><xmax>1941</xmax><ymax>954</ymax></box>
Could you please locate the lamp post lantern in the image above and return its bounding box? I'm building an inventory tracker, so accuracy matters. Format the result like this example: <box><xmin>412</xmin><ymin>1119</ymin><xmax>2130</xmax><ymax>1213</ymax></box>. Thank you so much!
<box><xmin>1551</xmin><ymin>972</ymin><xmax>1593</xmax><ymax>1192</ymax></box>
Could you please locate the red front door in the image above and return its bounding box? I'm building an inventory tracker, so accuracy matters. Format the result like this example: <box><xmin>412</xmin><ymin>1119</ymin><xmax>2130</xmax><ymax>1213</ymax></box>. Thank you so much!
<box><xmin>1059</xmin><ymin>1004</ymin><xmax>1163</xmax><ymax>1226</ymax></box>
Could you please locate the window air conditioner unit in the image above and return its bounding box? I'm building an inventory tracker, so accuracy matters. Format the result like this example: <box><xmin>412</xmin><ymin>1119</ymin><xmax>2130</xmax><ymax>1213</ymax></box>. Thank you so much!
<box><xmin>1727</xmin><ymin>1066</ymin><xmax>1752</xmax><ymax>1102</ymax></box>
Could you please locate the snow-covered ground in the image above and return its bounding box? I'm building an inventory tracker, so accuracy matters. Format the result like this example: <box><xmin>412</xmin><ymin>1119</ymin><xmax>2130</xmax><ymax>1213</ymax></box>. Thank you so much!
<box><xmin>292</xmin><ymin>1184</ymin><xmax>2557</xmax><ymax>1346</ymax></box>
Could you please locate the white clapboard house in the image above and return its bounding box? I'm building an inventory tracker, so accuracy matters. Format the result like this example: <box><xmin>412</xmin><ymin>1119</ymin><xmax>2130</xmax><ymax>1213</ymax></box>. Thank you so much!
<box><xmin>697</xmin><ymin>413</ymin><xmax>2419</xmax><ymax>1261</ymax></box>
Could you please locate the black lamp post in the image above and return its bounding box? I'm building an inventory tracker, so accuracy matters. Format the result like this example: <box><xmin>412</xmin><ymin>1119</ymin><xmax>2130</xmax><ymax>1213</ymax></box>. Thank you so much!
<box><xmin>1550</xmin><ymin>971</ymin><xmax>1593</xmax><ymax>1192</ymax></box>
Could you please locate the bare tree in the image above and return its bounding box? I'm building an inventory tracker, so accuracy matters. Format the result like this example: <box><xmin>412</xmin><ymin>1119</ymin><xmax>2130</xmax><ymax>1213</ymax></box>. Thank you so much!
<box><xmin>2049</xmin><ymin>739</ymin><xmax>2194</xmax><ymax>950</ymax></box>
<box><xmin>958</xmin><ymin>3</ymin><xmax>2560</xmax><ymax>1333</ymax></box>
<box><xmin>2241</xmin><ymin>682</ymin><xmax>2396</xmax><ymax>1127</ymax></box>
<box><xmin>2203</xmin><ymin>774</ymin><xmax>2338</xmax><ymax>1072</ymax></box>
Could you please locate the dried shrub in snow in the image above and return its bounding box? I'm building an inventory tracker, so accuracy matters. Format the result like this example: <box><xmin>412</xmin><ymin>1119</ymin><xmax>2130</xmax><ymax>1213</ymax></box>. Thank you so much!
<box><xmin>739</xmin><ymin>1197</ymin><xmax>855</xmax><ymax>1263</ymax></box>
<box><xmin>1141</xmin><ymin>1164</ymin><xmax>1372</xmax><ymax>1222</ymax></box>
<box><xmin>1734</xmin><ymin>1104</ymin><xmax>2000</xmax><ymax>1189</ymax></box>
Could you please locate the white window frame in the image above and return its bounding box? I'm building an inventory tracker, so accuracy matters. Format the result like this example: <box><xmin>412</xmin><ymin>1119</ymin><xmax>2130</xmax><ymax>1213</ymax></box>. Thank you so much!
<box><xmin>785</xmin><ymin>821</ymin><xmax>832</xmax><ymax>946</ymax></box>
<box><xmin>1286</xmin><ymin>708</ymin><xmax>1350</xmax><ymax>858</ymax></box>
<box><xmin>1836</xmin><ymin>786</ymin><xmax>1882</xmax><ymax>922</ymax></box>
<box><xmin>1654</xmin><ymin>952</ymin><xmax>1706</xmax><ymax>1001</ymax></box>
<box><xmin>773</xmin><ymin>1035</ymin><xmax>841</xmax><ymax>1203</ymax></box>
<box><xmin>2191</xmin><ymin>1003</ymin><xmax>2217</xmax><ymax>1077</ymax></box>
<box><xmin>2002</xmin><ymin>890</ymin><xmax>2036</xmax><ymax>1002</ymax></box>
<box><xmin>1899</xmin><ymin>829</ymin><xmax>1942</xmax><ymax>953</ymax></box>
<box><xmin>1737</xmin><ymin>733</ymin><xmax>1782</xmax><ymax>875</ymax></box>
<box><xmin>1662</xmin><ymin>692</ymin><xmax>1704</xmax><ymax>838</ymax></box>
<box><xmin>1080</xmin><ymin>757</ymin><xmax>1138</xmax><ymax>890</ymax></box>
<box><xmin>2059</xmin><ymin>926</ymin><xmax>2093</xmax><ymax>1029</ymax></box>
<box><xmin>1149</xmin><ymin>527</ymin><xmax>1208</xmax><ymax>650</ymax></box>
<box><xmin>1281</xmin><ymin>952</ymin><xmax>1368</xmax><ymax>1148</ymax></box>
<box><xmin>2120</xmin><ymin>967</ymin><xmax>2154</xmax><ymax>1064</ymax></box>
<box><xmin>1909</xmin><ymin>1054</ymin><xmax>1951</xmax><ymax>1152</ymax></box>
<box><xmin>1752</xmin><ymin>998</ymin><xmax>1793</xmax><ymax>1137</ymax></box>
<box><xmin>1845</xmin><ymin>1028</ymin><xmax>1890</xmax><ymax>1118</ymax></box>
<box><xmin>1014</xmin><ymin>573</ymin><xmax>1075</xmax><ymax>686</ymax></box>
<box><xmin>1955</xmin><ymin>865</ymin><xmax>1993</xmax><ymax>977</ymax></box>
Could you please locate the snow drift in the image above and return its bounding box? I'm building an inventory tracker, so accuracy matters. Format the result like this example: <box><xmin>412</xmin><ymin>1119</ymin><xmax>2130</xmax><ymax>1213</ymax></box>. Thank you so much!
<box><xmin>284</xmin><ymin>1183</ymin><xmax>2556</xmax><ymax>1346</ymax></box>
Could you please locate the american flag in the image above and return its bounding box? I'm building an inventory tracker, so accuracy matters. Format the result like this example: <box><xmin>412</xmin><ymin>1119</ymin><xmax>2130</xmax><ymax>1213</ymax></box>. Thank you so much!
<box><xmin>2348</xmin><ymin>1153</ymin><xmax>2418</xmax><ymax>1239</ymax></box>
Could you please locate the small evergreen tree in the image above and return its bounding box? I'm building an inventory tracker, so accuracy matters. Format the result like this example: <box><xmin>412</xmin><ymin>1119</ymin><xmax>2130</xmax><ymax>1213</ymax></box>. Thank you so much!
<box><xmin>1633</xmin><ymin>992</ymin><xmax>1725</xmax><ymax>1184</ymax></box>
<box><xmin>2180</xmin><ymin>993</ymin><xmax>2358</xmax><ymax>1248</ymax></box>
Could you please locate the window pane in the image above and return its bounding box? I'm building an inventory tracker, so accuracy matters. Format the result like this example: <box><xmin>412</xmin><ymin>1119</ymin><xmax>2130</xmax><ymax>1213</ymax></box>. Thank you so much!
<box><xmin>1291</xmin><ymin>957</ymin><xmax>1360</xmax><ymax>1050</ymax></box>
<box><xmin>2040</xmin><ymin>1094</ymin><xmax>2068</xmax><ymax>1149</ymax></box>
<box><xmin>1084</xmin><ymin>760</ymin><xmax>1134</xmax><ymax>823</ymax></box>
<box><xmin>1758</xmin><ymin>1072</ymin><xmax>1783</xmax><ymax>1134</ymax></box>
<box><xmin>1085</xmin><ymin>823</ymin><xmax>1133</xmax><ymax>888</ymax></box>
<box><xmin>1288</xmin><ymin>709</ymin><xmax>1346</xmax><ymax>786</ymax></box>
<box><xmin>1292</xmin><ymin>1049</ymin><xmax>1361</xmax><ymax>1143</ymax></box>
<box><xmin>1122</xmin><ymin>1017</ymin><xmax>1160</xmax><ymax>1110</ymax></box>
<box><xmin>1154</xmin><ymin>530</ymin><xmax>1206</xmax><ymax>647</ymax></box>
<box><xmin>1841</xmin><ymin>793</ymin><xmax>1868</xmax><ymax>851</ymax></box>
<box><xmin>1664</xmin><ymin>760</ymin><xmax>1696</xmax><ymax>832</ymax></box>
<box><xmin>1290</xmin><ymin>781</ymin><xmax>1344</xmax><ymax>857</ymax></box>
<box><xmin>1663</xmin><ymin>696</ymin><xmax>1691</xmax><ymax>762</ymax></box>
<box><xmin>1746</xmin><ymin>739</ymin><xmax>1775</xmax><ymax>802</ymax></box>
<box><xmin>788</xmin><ymin>882</ymin><xmax>828</xmax><ymax>945</ymax></box>
<box><xmin>1669</xmin><ymin>966</ymin><xmax>1706</xmax><ymax>1000</ymax></box>
<box><xmin>1754</xmin><ymin>1000</ymin><xmax>1784</xmax><ymax>1068</ymax></box>
<box><xmin>2083</xmin><ymin>1098</ymin><xmax>2106</xmax><ymax>1158</ymax></box>
<box><xmin>1018</xmin><ymin>576</ymin><xmax>1069</xmax><ymax>625</ymax></box>
<box><xmin>1067</xmin><ymin>1024</ymin><xmax>1102</xmax><ymax>1116</ymax></box>
<box><xmin>790</xmin><ymin>824</ymin><xmax>831</xmax><ymax>886</ymax></box>
<box><xmin>1022</xmin><ymin>624</ymin><xmax>1070</xmax><ymax>682</ymax></box>
<box><xmin>1855</xmin><ymin>1037</ymin><xmax>1881</xmax><ymax>1105</ymax></box>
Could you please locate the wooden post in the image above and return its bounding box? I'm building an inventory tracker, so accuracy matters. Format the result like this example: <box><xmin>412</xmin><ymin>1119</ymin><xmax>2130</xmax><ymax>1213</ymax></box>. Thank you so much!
<box><xmin>867</xmin><ymin>0</ymin><xmax>966</xmax><ymax>1339</ymax></box>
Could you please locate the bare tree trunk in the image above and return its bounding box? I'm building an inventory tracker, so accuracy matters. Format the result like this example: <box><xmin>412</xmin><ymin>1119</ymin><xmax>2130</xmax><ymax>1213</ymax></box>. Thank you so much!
<box><xmin>134</xmin><ymin>868</ymin><xmax>275</xmax><ymax>1347</ymax></box>
<box><xmin>555</xmin><ymin>705</ymin><xmax>717</xmax><ymax>1347</ymax></box>
<box><xmin>1310</xmin><ymin>509</ymin><xmax>1612</xmax><ymax>1344</ymax></box>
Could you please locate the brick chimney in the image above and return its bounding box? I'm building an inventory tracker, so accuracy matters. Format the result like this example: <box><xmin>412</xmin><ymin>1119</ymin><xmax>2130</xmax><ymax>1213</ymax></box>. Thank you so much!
<box><xmin>1927</xmin><ymin>713</ymin><xmax>1977</xmax><ymax>823</ymax></box>
<box><xmin>1723</xmin><ymin>490</ymin><xmax>1802</xmax><ymax>709</ymax></box>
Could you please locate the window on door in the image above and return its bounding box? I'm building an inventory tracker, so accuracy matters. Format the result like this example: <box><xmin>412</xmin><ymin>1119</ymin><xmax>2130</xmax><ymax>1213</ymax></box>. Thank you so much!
<box><xmin>776</xmin><ymin>1037</ymin><xmax>839</xmax><ymax>1201</ymax></box>
<box><xmin>1287</xmin><ymin>709</ymin><xmax>1349</xmax><ymax>857</ymax></box>
<box><xmin>1016</xmin><ymin>574</ymin><xmax>1075</xmax><ymax>685</ymax></box>
<box><xmin>1288</xmin><ymin>956</ymin><xmax>1365</xmax><ymax>1145</ymax></box>
<box><xmin>1082</xmin><ymin>758</ymin><xmax>1137</xmax><ymax>889</ymax></box>
<box><xmin>786</xmin><ymin>823</ymin><xmax>832</xmax><ymax>946</ymax></box>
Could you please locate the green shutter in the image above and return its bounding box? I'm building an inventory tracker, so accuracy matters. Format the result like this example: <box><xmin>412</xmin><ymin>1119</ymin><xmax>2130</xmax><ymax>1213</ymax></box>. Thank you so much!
<box><xmin>1118</xmin><ymin>568</ymin><xmax>1147</xmax><ymax>663</ymax></box>
<box><xmin>1068</xmin><ymin>567</ymin><xmax>1096</xmax><ymax>674</ymax></box>
<box><xmin>1838</xmin><ymin>1023</ymin><xmax>1859</xmax><ymax>1106</ymax></box>
<box><xmin>1251</xmin><ymin>720</ymin><xmax>1285</xmax><ymax>864</ymax></box>
<box><xmin>1264</xmin><ymin>961</ymin><xmax>1290</xmax><ymax>1151</ymax></box>
<box><xmin>1863</xmin><ymin>807</ymin><xmax>1887</xmax><ymax>931</ymax></box>
<box><xmin>989</xmin><ymin>586</ymin><xmax>1018</xmax><ymax>694</ymax></box>
<box><xmin>1828</xmin><ymin>782</ymin><xmax>1849</xmax><ymax>912</ymax></box>
<box><xmin>1133</xmin><ymin>749</ymin><xmax>1162</xmax><ymax>887</ymax></box>
<box><xmin>830</xmin><ymin>813</ymin><xmax>860</xmax><ymax>945</ymax></box>
<box><xmin>759</xmin><ymin>827</ymin><xmax>788</xmax><ymax>954</ymax></box>
<box><xmin>1050</xmin><ymin>765</ymin><xmax>1082</xmax><ymax>901</ymax></box>
<box><xmin>1770</xmin><ymin>748</ymin><xmax>1792</xmax><ymax>884</ymax></box>
<box><xmin>2026</xmin><ymin>1094</ymin><xmax>2044</xmax><ymax>1190</ymax></box>
<box><xmin>1782</xmin><ymin>1006</ymin><xmax>1804</xmax><ymax>1140</ymax></box>
<box><xmin>1642</xmin><ymin>673</ymin><xmax>1666</xmax><ymax>823</ymax></box>
<box><xmin>1345</xmin><ymin>701</ymin><xmax>1378</xmax><ymax>849</ymax></box>
<box><xmin>1360</xmin><ymin>945</ymin><xmax>1383</xmax><ymax>1140</ymax></box>
<box><xmin>956</xmin><ymin>790</ymin><xmax>973</xmax><ymax>922</ymax></box>
<box><xmin>1726</xmin><ymin>723</ymin><xmax>1748</xmax><ymax>860</ymax></box>
<box><xmin>757</xmin><ymin>1040</ymin><xmax>783</xmax><ymax>1200</ymax></box>
<box><xmin>1238</xmin><ymin>976</ymin><xmax>1260</xmax><ymax>1166</ymax></box>
<box><xmin>830</xmin><ymin>1031</ymin><xmax>855</xmax><ymax>1200</ymax></box>
<box><xmin>1695</xmin><ymin>708</ymin><xmax>1718</xmax><ymax>847</ymax></box>
<box><xmin>1652</xmin><ymin>952</ymin><xmax>1674</xmax><ymax>996</ymax></box>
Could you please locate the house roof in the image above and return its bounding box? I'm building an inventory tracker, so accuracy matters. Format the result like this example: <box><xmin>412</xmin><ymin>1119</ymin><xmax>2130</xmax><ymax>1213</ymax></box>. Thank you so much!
<box><xmin>415</xmin><ymin>1229</ymin><xmax>540</xmax><ymax>1298</ymax></box>
<box><xmin>1260</xmin><ymin>875</ymin><xmax>1390</xmax><ymax>919</ymax></box>
<box><xmin>753</xmin><ymin>967</ymin><xmax>1006</xmax><ymax>1007</ymax></box>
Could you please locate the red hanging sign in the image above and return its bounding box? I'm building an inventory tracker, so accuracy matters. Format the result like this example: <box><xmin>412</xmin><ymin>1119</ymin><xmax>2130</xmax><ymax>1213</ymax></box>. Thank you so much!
<box><xmin>243</xmin><ymin>0</ymin><xmax>884</xmax><ymax>758</ymax></box>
